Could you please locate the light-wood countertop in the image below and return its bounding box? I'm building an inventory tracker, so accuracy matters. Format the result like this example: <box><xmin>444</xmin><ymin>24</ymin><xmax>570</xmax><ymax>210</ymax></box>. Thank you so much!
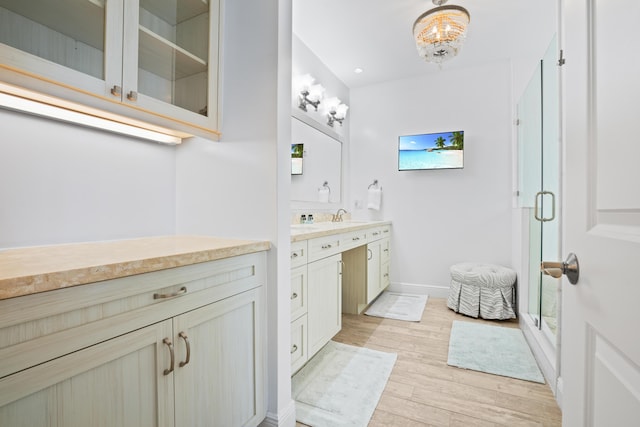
<box><xmin>290</xmin><ymin>220</ymin><xmax>391</xmax><ymax>242</ymax></box>
<box><xmin>0</xmin><ymin>235</ymin><xmax>271</xmax><ymax>300</ymax></box>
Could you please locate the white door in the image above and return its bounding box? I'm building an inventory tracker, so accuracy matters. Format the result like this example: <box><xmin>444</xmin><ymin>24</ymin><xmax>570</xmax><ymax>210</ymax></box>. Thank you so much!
<box><xmin>561</xmin><ymin>0</ymin><xmax>640</xmax><ymax>425</ymax></box>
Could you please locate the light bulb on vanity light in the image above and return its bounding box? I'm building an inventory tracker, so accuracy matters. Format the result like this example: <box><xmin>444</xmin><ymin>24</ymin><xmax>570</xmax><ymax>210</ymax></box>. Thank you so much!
<box><xmin>325</xmin><ymin>97</ymin><xmax>349</xmax><ymax>127</ymax></box>
<box><xmin>296</xmin><ymin>74</ymin><xmax>325</xmax><ymax>112</ymax></box>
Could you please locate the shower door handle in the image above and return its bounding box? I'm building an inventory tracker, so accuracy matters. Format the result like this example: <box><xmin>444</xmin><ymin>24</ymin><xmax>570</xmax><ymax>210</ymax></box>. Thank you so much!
<box><xmin>534</xmin><ymin>191</ymin><xmax>556</xmax><ymax>222</ymax></box>
<box><xmin>541</xmin><ymin>253</ymin><xmax>579</xmax><ymax>285</ymax></box>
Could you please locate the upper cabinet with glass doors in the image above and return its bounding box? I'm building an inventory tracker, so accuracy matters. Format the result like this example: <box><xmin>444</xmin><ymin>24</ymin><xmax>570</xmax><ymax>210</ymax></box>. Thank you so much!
<box><xmin>0</xmin><ymin>0</ymin><xmax>220</xmax><ymax>139</ymax></box>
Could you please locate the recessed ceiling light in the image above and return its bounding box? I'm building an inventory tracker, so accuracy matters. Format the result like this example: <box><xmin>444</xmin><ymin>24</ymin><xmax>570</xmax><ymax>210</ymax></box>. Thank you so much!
<box><xmin>354</xmin><ymin>67</ymin><xmax>364</xmax><ymax>74</ymax></box>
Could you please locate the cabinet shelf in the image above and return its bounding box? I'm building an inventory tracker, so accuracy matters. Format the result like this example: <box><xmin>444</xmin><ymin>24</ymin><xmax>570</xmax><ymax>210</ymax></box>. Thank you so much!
<box><xmin>0</xmin><ymin>0</ymin><xmax>104</xmax><ymax>51</ymax></box>
<box><xmin>138</xmin><ymin>25</ymin><xmax>207</xmax><ymax>81</ymax></box>
<box><xmin>140</xmin><ymin>0</ymin><xmax>208</xmax><ymax>25</ymax></box>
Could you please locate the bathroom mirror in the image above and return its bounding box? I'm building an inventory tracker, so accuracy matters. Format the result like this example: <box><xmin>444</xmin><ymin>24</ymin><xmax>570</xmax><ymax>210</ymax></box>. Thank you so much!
<box><xmin>290</xmin><ymin>116</ymin><xmax>342</xmax><ymax>203</ymax></box>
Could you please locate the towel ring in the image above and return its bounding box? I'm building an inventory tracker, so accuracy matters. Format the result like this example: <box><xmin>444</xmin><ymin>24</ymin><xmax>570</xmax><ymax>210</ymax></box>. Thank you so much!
<box><xmin>320</xmin><ymin>181</ymin><xmax>331</xmax><ymax>193</ymax></box>
<box><xmin>368</xmin><ymin>179</ymin><xmax>381</xmax><ymax>190</ymax></box>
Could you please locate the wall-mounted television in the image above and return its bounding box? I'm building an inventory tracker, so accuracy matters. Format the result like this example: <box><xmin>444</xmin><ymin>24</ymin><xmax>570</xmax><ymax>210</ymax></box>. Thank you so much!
<box><xmin>291</xmin><ymin>143</ymin><xmax>304</xmax><ymax>175</ymax></box>
<box><xmin>398</xmin><ymin>130</ymin><xmax>464</xmax><ymax>171</ymax></box>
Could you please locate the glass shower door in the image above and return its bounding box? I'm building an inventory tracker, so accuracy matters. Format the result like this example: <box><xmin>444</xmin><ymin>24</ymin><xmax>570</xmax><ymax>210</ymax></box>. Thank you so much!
<box><xmin>517</xmin><ymin>61</ymin><xmax>542</xmax><ymax>327</ymax></box>
<box><xmin>518</xmin><ymin>35</ymin><xmax>560</xmax><ymax>341</ymax></box>
<box><xmin>540</xmin><ymin>35</ymin><xmax>560</xmax><ymax>338</ymax></box>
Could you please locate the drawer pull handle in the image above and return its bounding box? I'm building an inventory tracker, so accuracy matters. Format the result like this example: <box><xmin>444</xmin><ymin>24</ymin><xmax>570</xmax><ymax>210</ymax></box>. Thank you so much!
<box><xmin>291</xmin><ymin>292</ymin><xmax>298</xmax><ymax>300</ymax></box>
<box><xmin>373</xmin><ymin>232</ymin><xmax>380</xmax><ymax>236</ymax></box>
<box><xmin>154</xmin><ymin>286</ymin><xmax>187</xmax><ymax>300</ymax></box>
<box><xmin>384</xmin><ymin>249</ymin><xmax>389</xmax><ymax>252</ymax></box>
<box><xmin>178</xmin><ymin>332</ymin><xmax>191</xmax><ymax>368</ymax></box>
<box><xmin>162</xmin><ymin>338</ymin><xmax>175</xmax><ymax>375</ymax></box>
<box><xmin>322</xmin><ymin>244</ymin><xmax>333</xmax><ymax>249</ymax></box>
<box><xmin>291</xmin><ymin>252</ymin><xmax>299</xmax><ymax>258</ymax></box>
<box><xmin>291</xmin><ymin>344</ymin><xmax>298</xmax><ymax>354</ymax></box>
<box><xmin>352</xmin><ymin>237</ymin><xmax>360</xmax><ymax>241</ymax></box>
<box><xmin>110</xmin><ymin>85</ymin><xmax>121</xmax><ymax>97</ymax></box>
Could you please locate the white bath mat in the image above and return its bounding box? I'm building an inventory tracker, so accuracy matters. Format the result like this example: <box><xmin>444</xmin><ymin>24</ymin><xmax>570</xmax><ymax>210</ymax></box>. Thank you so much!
<box><xmin>292</xmin><ymin>341</ymin><xmax>396</xmax><ymax>427</ymax></box>
<box><xmin>447</xmin><ymin>320</ymin><xmax>545</xmax><ymax>383</ymax></box>
<box><xmin>365</xmin><ymin>291</ymin><xmax>428</xmax><ymax>322</ymax></box>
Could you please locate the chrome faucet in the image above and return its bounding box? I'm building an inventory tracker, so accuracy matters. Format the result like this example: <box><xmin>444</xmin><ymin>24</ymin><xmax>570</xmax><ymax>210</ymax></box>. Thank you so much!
<box><xmin>332</xmin><ymin>208</ymin><xmax>347</xmax><ymax>222</ymax></box>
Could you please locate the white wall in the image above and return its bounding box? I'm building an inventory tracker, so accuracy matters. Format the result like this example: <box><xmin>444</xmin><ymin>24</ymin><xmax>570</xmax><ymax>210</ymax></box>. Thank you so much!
<box><xmin>1</xmin><ymin>1</ymin><xmax>292</xmax><ymax>424</ymax></box>
<box><xmin>349</xmin><ymin>61</ymin><xmax>514</xmax><ymax>292</ymax></box>
<box><xmin>175</xmin><ymin>0</ymin><xmax>295</xmax><ymax>425</ymax></box>
<box><xmin>0</xmin><ymin>109</ymin><xmax>176</xmax><ymax>249</ymax></box>
<box><xmin>291</xmin><ymin>34</ymin><xmax>350</xmax><ymax>213</ymax></box>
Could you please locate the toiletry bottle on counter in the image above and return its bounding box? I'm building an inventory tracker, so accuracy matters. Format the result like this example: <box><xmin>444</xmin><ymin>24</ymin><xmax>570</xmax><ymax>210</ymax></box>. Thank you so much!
<box><xmin>300</xmin><ymin>214</ymin><xmax>306</xmax><ymax>224</ymax></box>
<box><xmin>307</xmin><ymin>214</ymin><xmax>314</xmax><ymax>224</ymax></box>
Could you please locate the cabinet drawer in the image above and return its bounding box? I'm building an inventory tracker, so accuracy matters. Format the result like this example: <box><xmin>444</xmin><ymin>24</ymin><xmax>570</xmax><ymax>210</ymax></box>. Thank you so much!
<box><xmin>381</xmin><ymin>238</ymin><xmax>391</xmax><ymax>263</ymax></box>
<box><xmin>290</xmin><ymin>314</ymin><xmax>308</xmax><ymax>374</ymax></box>
<box><xmin>290</xmin><ymin>240</ymin><xmax>308</xmax><ymax>268</ymax></box>
<box><xmin>0</xmin><ymin>252</ymin><xmax>266</xmax><ymax>380</ymax></box>
<box><xmin>381</xmin><ymin>261</ymin><xmax>391</xmax><ymax>290</ymax></box>
<box><xmin>340</xmin><ymin>229</ymin><xmax>368</xmax><ymax>251</ymax></box>
<box><xmin>308</xmin><ymin>234</ymin><xmax>341</xmax><ymax>262</ymax></box>
<box><xmin>369</xmin><ymin>225</ymin><xmax>391</xmax><ymax>242</ymax></box>
<box><xmin>290</xmin><ymin>265</ymin><xmax>308</xmax><ymax>321</ymax></box>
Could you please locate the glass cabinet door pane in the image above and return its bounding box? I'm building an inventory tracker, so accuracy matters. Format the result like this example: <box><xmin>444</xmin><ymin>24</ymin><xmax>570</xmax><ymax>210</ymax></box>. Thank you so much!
<box><xmin>0</xmin><ymin>0</ymin><xmax>106</xmax><ymax>79</ymax></box>
<box><xmin>138</xmin><ymin>0</ymin><xmax>210</xmax><ymax>116</ymax></box>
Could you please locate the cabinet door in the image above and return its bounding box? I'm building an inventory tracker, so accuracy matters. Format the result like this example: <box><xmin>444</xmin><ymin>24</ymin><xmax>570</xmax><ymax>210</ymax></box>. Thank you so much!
<box><xmin>366</xmin><ymin>242</ymin><xmax>381</xmax><ymax>304</ymax></box>
<box><xmin>173</xmin><ymin>287</ymin><xmax>265</xmax><ymax>427</ymax></box>
<box><xmin>0</xmin><ymin>320</ymin><xmax>174</xmax><ymax>427</ymax></box>
<box><xmin>307</xmin><ymin>253</ymin><xmax>342</xmax><ymax>357</ymax></box>
<box><xmin>122</xmin><ymin>0</ymin><xmax>219</xmax><ymax>130</ymax></box>
<box><xmin>0</xmin><ymin>0</ymin><xmax>123</xmax><ymax>97</ymax></box>
<box><xmin>290</xmin><ymin>264</ymin><xmax>308</xmax><ymax>321</ymax></box>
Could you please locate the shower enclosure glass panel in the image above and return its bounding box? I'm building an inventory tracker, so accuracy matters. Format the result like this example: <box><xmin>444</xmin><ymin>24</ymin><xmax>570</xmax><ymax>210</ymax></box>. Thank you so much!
<box><xmin>518</xmin><ymin>35</ymin><xmax>560</xmax><ymax>341</ymax></box>
<box><xmin>540</xmin><ymin>35</ymin><xmax>560</xmax><ymax>337</ymax></box>
<box><xmin>517</xmin><ymin>63</ymin><xmax>542</xmax><ymax>323</ymax></box>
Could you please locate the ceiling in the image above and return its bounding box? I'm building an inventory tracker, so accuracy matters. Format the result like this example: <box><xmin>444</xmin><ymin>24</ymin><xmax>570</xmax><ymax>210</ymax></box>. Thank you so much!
<box><xmin>293</xmin><ymin>0</ymin><xmax>557</xmax><ymax>89</ymax></box>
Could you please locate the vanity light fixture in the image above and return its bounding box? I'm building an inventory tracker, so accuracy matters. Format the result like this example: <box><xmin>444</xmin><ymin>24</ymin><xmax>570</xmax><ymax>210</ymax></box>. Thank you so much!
<box><xmin>297</xmin><ymin>74</ymin><xmax>325</xmax><ymax>112</ymax></box>
<box><xmin>0</xmin><ymin>82</ymin><xmax>184</xmax><ymax>144</ymax></box>
<box><xmin>324</xmin><ymin>97</ymin><xmax>349</xmax><ymax>127</ymax></box>
<box><xmin>413</xmin><ymin>0</ymin><xmax>470</xmax><ymax>65</ymax></box>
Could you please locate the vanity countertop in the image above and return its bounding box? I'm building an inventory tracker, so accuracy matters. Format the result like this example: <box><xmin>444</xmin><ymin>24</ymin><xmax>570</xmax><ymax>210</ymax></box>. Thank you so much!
<box><xmin>0</xmin><ymin>235</ymin><xmax>271</xmax><ymax>300</ymax></box>
<box><xmin>290</xmin><ymin>220</ymin><xmax>391</xmax><ymax>242</ymax></box>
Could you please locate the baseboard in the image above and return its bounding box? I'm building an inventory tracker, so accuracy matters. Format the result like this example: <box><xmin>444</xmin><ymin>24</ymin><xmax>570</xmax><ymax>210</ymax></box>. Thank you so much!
<box><xmin>259</xmin><ymin>399</ymin><xmax>296</xmax><ymax>427</ymax></box>
<box><xmin>555</xmin><ymin>376</ymin><xmax>563</xmax><ymax>410</ymax></box>
<box><xmin>388</xmin><ymin>281</ymin><xmax>449</xmax><ymax>299</ymax></box>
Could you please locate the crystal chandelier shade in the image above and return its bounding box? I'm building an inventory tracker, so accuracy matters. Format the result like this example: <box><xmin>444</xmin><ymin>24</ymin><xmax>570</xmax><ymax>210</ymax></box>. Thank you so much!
<box><xmin>413</xmin><ymin>2</ymin><xmax>470</xmax><ymax>64</ymax></box>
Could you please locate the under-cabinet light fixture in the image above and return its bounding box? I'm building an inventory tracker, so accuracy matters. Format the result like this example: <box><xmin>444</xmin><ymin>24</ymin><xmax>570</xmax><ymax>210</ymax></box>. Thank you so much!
<box><xmin>0</xmin><ymin>82</ymin><xmax>183</xmax><ymax>145</ymax></box>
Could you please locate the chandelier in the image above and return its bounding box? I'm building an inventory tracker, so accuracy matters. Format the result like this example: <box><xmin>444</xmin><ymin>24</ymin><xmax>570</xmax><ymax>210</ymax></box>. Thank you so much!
<box><xmin>413</xmin><ymin>0</ymin><xmax>470</xmax><ymax>64</ymax></box>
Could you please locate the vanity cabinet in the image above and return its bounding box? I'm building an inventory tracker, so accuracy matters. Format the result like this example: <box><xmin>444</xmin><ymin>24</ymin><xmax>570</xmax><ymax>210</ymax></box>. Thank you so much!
<box><xmin>367</xmin><ymin>235</ymin><xmax>391</xmax><ymax>304</ymax></box>
<box><xmin>289</xmin><ymin>222</ymin><xmax>391</xmax><ymax>373</ymax></box>
<box><xmin>0</xmin><ymin>0</ymin><xmax>220</xmax><ymax>139</ymax></box>
<box><xmin>307</xmin><ymin>253</ymin><xmax>342</xmax><ymax>357</ymax></box>
<box><xmin>289</xmin><ymin>240</ymin><xmax>342</xmax><ymax>373</ymax></box>
<box><xmin>0</xmin><ymin>252</ymin><xmax>266</xmax><ymax>427</ymax></box>
<box><xmin>342</xmin><ymin>225</ymin><xmax>392</xmax><ymax>314</ymax></box>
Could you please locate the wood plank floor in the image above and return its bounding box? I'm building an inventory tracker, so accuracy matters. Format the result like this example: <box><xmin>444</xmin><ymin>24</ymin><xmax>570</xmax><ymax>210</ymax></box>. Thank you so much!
<box><xmin>296</xmin><ymin>297</ymin><xmax>562</xmax><ymax>426</ymax></box>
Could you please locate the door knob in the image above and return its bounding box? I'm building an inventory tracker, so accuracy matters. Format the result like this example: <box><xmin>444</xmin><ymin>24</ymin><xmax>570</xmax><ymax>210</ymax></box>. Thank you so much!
<box><xmin>541</xmin><ymin>252</ymin><xmax>579</xmax><ymax>285</ymax></box>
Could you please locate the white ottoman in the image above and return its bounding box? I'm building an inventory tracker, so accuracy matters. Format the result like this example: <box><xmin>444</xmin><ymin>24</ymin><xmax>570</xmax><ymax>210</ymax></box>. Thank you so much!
<box><xmin>447</xmin><ymin>263</ymin><xmax>517</xmax><ymax>320</ymax></box>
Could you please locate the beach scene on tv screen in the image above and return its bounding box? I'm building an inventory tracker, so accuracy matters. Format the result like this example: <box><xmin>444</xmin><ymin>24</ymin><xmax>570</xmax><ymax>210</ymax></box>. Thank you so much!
<box><xmin>398</xmin><ymin>131</ymin><xmax>464</xmax><ymax>170</ymax></box>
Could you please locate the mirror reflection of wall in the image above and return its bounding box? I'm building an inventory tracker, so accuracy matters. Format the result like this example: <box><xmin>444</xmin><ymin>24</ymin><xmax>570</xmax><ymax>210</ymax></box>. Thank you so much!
<box><xmin>290</xmin><ymin>117</ymin><xmax>342</xmax><ymax>203</ymax></box>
